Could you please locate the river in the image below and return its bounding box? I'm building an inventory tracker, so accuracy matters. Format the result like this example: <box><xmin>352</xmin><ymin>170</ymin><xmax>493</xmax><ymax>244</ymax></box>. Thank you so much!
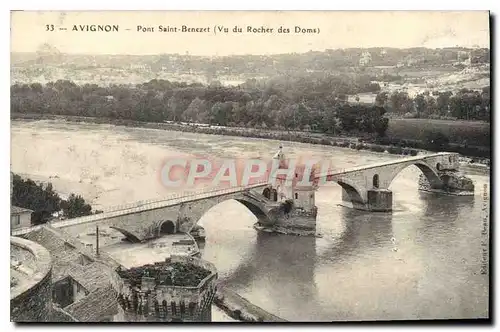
<box><xmin>11</xmin><ymin>119</ymin><xmax>489</xmax><ymax>321</ymax></box>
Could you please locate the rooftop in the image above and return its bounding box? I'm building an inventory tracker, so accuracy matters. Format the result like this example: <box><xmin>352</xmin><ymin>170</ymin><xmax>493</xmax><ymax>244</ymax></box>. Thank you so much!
<box><xmin>11</xmin><ymin>206</ymin><xmax>34</xmax><ymax>215</ymax></box>
<box><xmin>117</xmin><ymin>261</ymin><xmax>212</xmax><ymax>289</ymax></box>
<box><xmin>23</xmin><ymin>225</ymin><xmax>120</xmax><ymax>322</ymax></box>
<box><xmin>63</xmin><ymin>286</ymin><xmax>118</xmax><ymax>322</ymax></box>
<box><xmin>23</xmin><ymin>226</ymin><xmax>115</xmax><ymax>291</ymax></box>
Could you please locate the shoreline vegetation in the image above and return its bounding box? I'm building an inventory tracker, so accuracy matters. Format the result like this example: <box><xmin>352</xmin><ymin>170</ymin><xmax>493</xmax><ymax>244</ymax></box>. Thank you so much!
<box><xmin>12</xmin><ymin>113</ymin><xmax>490</xmax><ymax>167</ymax></box>
<box><xmin>10</xmin><ymin>75</ymin><xmax>490</xmax><ymax>160</ymax></box>
<box><xmin>11</xmin><ymin>173</ymin><xmax>99</xmax><ymax>225</ymax></box>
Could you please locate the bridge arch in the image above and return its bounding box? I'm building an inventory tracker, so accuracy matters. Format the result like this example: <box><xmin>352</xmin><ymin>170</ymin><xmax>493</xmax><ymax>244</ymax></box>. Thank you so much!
<box><xmin>387</xmin><ymin>160</ymin><xmax>442</xmax><ymax>189</ymax></box>
<box><xmin>158</xmin><ymin>220</ymin><xmax>176</xmax><ymax>235</ymax></box>
<box><xmin>178</xmin><ymin>193</ymin><xmax>274</xmax><ymax>233</ymax></box>
<box><xmin>109</xmin><ymin>226</ymin><xmax>142</xmax><ymax>243</ymax></box>
<box><xmin>233</xmin><ymin>198</ymin><xmax>271</xmax><ymax>223</ymax></box>
<box><xmin>336</xmin><ymin>180</ymin><xmax>365</xmax><ymax>205</ymax></box>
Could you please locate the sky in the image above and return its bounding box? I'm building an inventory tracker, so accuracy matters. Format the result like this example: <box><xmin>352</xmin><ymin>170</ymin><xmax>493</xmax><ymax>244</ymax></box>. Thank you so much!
<box><xmin>10</xmin><ymin>11</ymin><xmax>490</xmax><ymax>56</ymax></box>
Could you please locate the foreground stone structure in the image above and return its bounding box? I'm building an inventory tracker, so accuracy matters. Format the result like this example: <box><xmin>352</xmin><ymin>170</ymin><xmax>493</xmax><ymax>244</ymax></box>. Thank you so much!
<box><xmin>10</xmin><ymin>236</ymin><xmax>53</xmax><ymax>322</ymax></box>
<box><xmin>111</xmin><ymin>255</ymin><xmax>218</xmax><ymax>322</ymax></box>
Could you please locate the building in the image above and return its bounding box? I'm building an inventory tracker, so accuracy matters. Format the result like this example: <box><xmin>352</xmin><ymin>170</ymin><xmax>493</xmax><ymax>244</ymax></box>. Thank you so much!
<box><xmin>268</xmin><ymin>145</ymin><xmax>318</xmax><ymax>208</ymax></box>
<box><xmin>23</xmin><ymin>226</ymin><xmax>119</xmax><ymax>322</ymax></box>
<box><xmin>111</xmin><ymin>255</ymin><xmax>218</xmax><ymax>322</ymax></box>
<box><xmin>359</xmin><ymin>51</ymin><xmax>372</xmax><ymax>67</ymax></box>
<box><xmin>11</xmin><ymin>206</ymin><xmax>34</xmax><ymax>231</ymax></box>
<box><xmin>262</xmin><ymin>146</ymin><xmax>318</xmax><ymax>236</ymax></box>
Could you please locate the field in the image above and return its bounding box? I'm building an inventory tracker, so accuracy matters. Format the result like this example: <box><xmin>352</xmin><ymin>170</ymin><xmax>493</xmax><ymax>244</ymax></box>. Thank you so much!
<box><xmin>397</xmin><ymin>67</ymin><xmax>458</xmax><ymax>78</ymax></box>
<box><xmin>387</xmin><ymin>118</ymin><xmax>491</xmax><ymax>147</ymax></box>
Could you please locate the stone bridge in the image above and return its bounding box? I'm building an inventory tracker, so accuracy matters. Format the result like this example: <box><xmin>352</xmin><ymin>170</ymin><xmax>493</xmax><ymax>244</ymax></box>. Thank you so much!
<box><xmin>104</xmin><ymin>186</ymin><xmax>283</xmax><ymax>242</ymax></box>
<box><xmin>12</xmin><ymin>183</ymin><xmax>277</xmax><ymax>242</ymax></box>
<box><xmin>314</xmin><ymin>152</ymin><xmax>462</xmax><ymax>211</ymax></box>
<box><xmin>11</xmin><ymin>152</ymin><xmax>465</xmax><ymax>241</ymax></box>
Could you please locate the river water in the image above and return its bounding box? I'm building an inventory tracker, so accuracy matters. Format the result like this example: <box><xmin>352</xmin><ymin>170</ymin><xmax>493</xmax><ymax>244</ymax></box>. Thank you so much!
<box><xmin>11</xmin><ymin>120</ymin><xmax>489</xmax><ymax>321</ymax></box>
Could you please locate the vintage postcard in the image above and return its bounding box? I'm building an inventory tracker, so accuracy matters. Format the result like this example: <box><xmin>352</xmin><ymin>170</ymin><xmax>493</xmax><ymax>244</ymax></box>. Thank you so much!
<box><xmin>10</xmin><ymin>11</ymin><xmax>490</xmax><ymax>323</ymax></box>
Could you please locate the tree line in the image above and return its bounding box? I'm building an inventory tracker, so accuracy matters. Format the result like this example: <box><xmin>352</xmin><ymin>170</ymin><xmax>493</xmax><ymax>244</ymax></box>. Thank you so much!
<box><xmin>11</xmin><ymin>75</ymin><xmax>389</xmax><ymax>137</ymax></box>
<box><xmin>11</xmin><ymin>174</ymin><xmax>98</xmax><ymax>225</ymax></box>
<box><xmin>378</xmin><ymin>87</ymin><xmax>490</xmax><ymax>121</ymax></box>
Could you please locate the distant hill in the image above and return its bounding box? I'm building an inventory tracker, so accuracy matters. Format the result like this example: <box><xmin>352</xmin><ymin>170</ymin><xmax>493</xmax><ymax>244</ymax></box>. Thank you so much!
<box><xmin>10</xmin><ymin>47</ymin><xmax>490</xmax><ymax>86</ymax></box>
<box><xmin>11</xmin><ymin>46</ymin><xmax>490</xmax><ymax>67</ymax></box>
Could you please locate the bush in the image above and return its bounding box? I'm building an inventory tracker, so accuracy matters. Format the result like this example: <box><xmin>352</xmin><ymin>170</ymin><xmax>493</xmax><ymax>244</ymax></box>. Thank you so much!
<box><xmin>448</xmin><ymin>145</ymin><xmax>490</xmax><ymax>158</ymax></box>
<box><xmin>320</xmin><ymin>138</ymin><xmax>331</xmax><ymax>145</ymax></box>
<box><xmin>370</xmin><ymin>145</ymin><xmax>386</xmax><ymax>153</ymax></box>
<box><xmin>388</xmin><ymin>146</ymin><xmax>403</xmax><ymax>154</ymax></box>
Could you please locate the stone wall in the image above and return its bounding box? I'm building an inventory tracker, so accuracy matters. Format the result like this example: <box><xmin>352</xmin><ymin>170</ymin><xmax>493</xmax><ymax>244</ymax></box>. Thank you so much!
<box><xmin>10</xmin><ymin>237</ymin><xmax>53</xmax><ymax>322</ymax></box>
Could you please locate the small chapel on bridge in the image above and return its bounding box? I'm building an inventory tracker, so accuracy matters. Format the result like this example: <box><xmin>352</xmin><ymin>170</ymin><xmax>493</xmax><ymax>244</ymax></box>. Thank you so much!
<box><xmin>264</xmin><ymin>145</ymin><xmax>318</xmax><ymax>214</ymax></box>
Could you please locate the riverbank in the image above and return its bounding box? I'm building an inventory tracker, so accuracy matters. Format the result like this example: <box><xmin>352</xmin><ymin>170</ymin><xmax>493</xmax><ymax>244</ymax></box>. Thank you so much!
<box><xmin>214</xmin><ymin>286</ymin><xmax>287</xmax><ymax>322</ymax></box>
<box><xmin>12</xmin><ymin>113</ymin><xmax>490</xmax><ymax>166</ymax></box>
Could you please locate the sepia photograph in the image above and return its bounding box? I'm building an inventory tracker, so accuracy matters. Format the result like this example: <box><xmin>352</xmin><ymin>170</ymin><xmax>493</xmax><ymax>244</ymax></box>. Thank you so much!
<box><xmin>9</xmin><ymin>10</ymin><xmax>491</xmax><ymax>323</ymax></box>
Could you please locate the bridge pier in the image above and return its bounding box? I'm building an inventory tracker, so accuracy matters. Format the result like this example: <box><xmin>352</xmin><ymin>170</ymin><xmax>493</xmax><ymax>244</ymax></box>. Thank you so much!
<box><xmin>419</xmin><ymin>171</ymin><xmax>475</xmax><ymax>195</ymax></box>
<box><xmin>269</xmin><ymin>205</ymin><xmax>318</xmax><ymax>236</ymax></box>
<box><xmin>366</xmin><ymin>189</ymin><xmax>393</xmax><ymax>212</ymax></box>
<box><xmin>342</xmin><ymin>188</ymin><xmax>393</xmax><ymax>212</ymax></box>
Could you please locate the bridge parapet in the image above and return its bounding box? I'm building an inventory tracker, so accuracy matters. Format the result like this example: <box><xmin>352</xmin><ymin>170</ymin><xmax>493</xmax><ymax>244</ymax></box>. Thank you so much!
<box><xmin>11</xmin><ymin>182</ymin><xmax>269</xmax><ymax>237</ymax></box>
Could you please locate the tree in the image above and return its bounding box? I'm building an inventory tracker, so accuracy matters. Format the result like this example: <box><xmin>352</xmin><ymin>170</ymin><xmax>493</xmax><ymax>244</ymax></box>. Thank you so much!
<box><xmin>11</xmin><ymin>174</ymin><xmax>61</xmax><ymax>224</ymax></box>
<box><xmin>389</xmin><ymin>91</ymin><xmax>413</xmax><ymax>115</ymax></box>
<box><xmin>481</xmin><ymin>86</ymin><xmax>490</xmax><ymax>122</ymax></box>
<box><xmin>61</xmin><ymin>194</ymin><xmax>92</xmax><ymax>219</ymax></box>
<box><xmin>414</xmin><ymin>94</ymin><xmax>426</xmax><ymax>118</ymax></box>
<box><xmin>375</xmin><ymin>92</ymin><xmax>389</xmax><ymax>107</ymax></box>
<box><xmin>436</xmin><ymin>91</ymin><xmax>453</xmax><ymax>116</ymax></box>
<box><xmin>183</xmin><ymin>97</ymin><xmax>206</xmax><ymax>122</ymax></box>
